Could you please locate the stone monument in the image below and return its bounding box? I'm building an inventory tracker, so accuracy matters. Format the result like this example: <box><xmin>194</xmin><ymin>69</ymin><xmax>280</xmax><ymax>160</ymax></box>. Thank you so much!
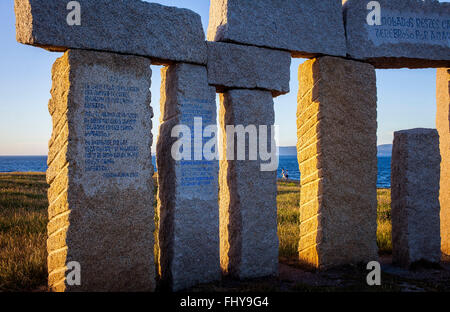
<box><xmin>13</xmin><ymin>0</ymin><xmax>450</xmax><ymax>291</ymax></box>
<box><xmin>296</xmin><ymin>56</ymin><xmax>379</xmax><ymax>269</ymax></box>
<box><xmin>157</xmin><ymin>63</ymin><xmax>220</xmax><ymax>291</ymax></box>
<box><xmin>219</xmin><ymin>89</ymin><xmax>278</xmax><ymax>279</ymax></box>
<box><xmin>343</xmin><ymin>0</ymin><xmax>450</xmax><ymax>68</ymax></box>
<box><xmin>47</xmin><ymin>50</ymin><xmax>155</xmax><ymax>291</ymax></box>
<box><xmin>14</xmin><ymin>0</ymin><xmax>207</xmax><ymax>64</ymax></box>
<box><xmin>207</xmin><ymin>0</ymin><xmax>347</xmax><ymax>57</ymax></box>
<box><xmin>437</xmin><ymin>68</ymin><xmax>450</xmax><ymax>257</ymax></box>
<box><xmin>391</xmin><ymin>128</ymin><xmax>441</xmax><ymax>267</ymax></box>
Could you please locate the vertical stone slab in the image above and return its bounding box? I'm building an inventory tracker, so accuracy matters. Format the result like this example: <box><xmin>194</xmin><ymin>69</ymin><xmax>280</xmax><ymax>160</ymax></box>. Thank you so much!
<box><xmin>219</xmin><ymin>89</ymin><xmax>278</xmax><ymax>279</ymax></box>
<box><xmin>47</xmin><ymin>50</ymin><xmax>154</xmax><ymax>291</ymax></box>
<box><xmin>437</xmin><ymin>68</ymin><xmax>450</xmax><ymax>256</ymax></box>
<box><xmin>157</xmin><ymin>63</ymin><xmax>220</xmax><ymax>291</ymax></box>
<box><xmin>297</xmin><ymin>56</ymin><xmax>378</xmax><ymax>269</ymax></box>
<box><xmin>391</xmin><ymin>129</ymin><xmax>441</xmax><ymax>267</ymax></box>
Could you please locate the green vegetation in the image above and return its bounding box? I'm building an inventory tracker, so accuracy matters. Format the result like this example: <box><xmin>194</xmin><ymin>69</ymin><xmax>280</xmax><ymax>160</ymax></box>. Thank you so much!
<box><xmin>276</xmin><ymin>181</ymin><xmax>301</xmax><ymax>261</ymax></box>
<box><xmin>276</xmin><ymin>181</ymin><xmax>393</xmax><ymax>260</ymax></box>
<box><xmin>0</xmin><ymin>173</ymin><xmax>393</xmax><ymax>291</ymax></box>
<box><xmin>377</xmin><ymin>188</ymin><xmax>392</xmax><ymax>254</ymax></box>
<box><xmin>0</xmin><ymin>173</ymin><xmax>48</xmax><ymax>291</ymax></box>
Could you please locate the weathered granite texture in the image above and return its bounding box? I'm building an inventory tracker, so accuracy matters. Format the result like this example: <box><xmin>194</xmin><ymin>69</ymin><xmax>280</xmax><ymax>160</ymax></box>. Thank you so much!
<box><xmin>47</xmin><ymin>50</ymin><xmax>154</xmax><ymax>291</ymax></box>
<box><xmin>207</xmin><ymin>0</ymin><xmax>346</xmax><ymax>58</ymax></box>
<box><xmin>437</xmin><ymin>68</ymin><xmax>450</xmax><ymax>256</ymax></box>
<box><xmin>207</xmin><ymin>41</ymin><xmax>291</xmax><ymax>97</ymax></box>
<box><xmin>14</xmin><ymin>0</ymin><xmax>206</xmax><ymax>64</ymax></box>
<box><xmin>219</xmin><ymin>89</ymin><xmax>278</xmax><ymax>279</ymax></box>
<box><xmin>297</xmin><ymin>56</ymin><xmax>378</xmax><ymax>269</ymax></box>
<box><xmin>157</xmin><ymin>63</ymin><xmax>220</xmax><ymax>291</ymax></box>
<box><xmin>391</xmin><ymin>128</ymin><xmax>441</xmax><ymax>267</ymax></box>
<box><xmin>343</xmin><ymin>0</ymin><xmax>450</xmax><ymax>68</ymax></box>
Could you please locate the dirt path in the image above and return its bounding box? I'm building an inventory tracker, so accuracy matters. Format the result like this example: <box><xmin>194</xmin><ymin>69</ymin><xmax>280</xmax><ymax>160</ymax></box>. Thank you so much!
<box><xmin>188</xmin><ymin>256</ymin><xmax>450</xmax><ymax>292</ymax></box>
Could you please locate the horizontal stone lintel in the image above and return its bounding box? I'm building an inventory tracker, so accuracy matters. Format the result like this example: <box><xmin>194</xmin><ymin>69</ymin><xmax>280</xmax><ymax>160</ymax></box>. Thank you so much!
<box><xmin>207</xmin><ymin>41</ymin><xmax>291</xmax><ymax>97</ymax></box>
<box><xmin>207</xmin><ymin>0</ymin><xmax>347</xmax><ymax>58</ymax></box>
<box><xmin>344</xmin><ymin>0</ymin><xmax>450</xmax><ymax>69</ymax></box>
<box><xmin>14</xmin><ymin>0</ymin><xmax>207</xmax><ymax>65</ymax></box>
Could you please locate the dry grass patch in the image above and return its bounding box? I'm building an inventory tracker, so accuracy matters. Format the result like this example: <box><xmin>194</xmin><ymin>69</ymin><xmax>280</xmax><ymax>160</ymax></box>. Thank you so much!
<box><xmin>0</xmin><ymin>173</ymin><xmax>48</xmax><ymax>291</ymax></box>
<box><xmin>0</xmin><ymin>173</ymin><xmax>393</xmax><ymax>291</ymax></box>
<box><xmin>276</xmin><ymin>182</ymin><xmax>393</xmax><ymax>261</ymax></box>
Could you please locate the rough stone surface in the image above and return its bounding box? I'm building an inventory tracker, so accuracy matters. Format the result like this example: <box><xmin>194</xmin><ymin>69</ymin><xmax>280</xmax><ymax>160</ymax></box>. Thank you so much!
<box><xmin>47</xmin><ymin>50</ymin><xmax>154</xmax><ymax>292</ymax></box>
<box><xmin>297</xmin><ymin>56</ymin><xmax>378</xmax><ymax>269</ymax></box>
<box><xmin>391</xmin><ymin>128</ymin><xmax>441</xmax><ymax>267</ymax></box>
<box><xmin>219</xmin><ymin>89</ymin><xmax>278</xmax><ymax>279</ymax></box>
<box><xmin>343</xmin><ymin>0</ymin><xmax>450</xmax><ymax>68</ymax></box>
<box><xmin>207</xmin><ymin>41</ymin><xmax>291</xmax><ymax>97</ymax></box>
<box><xmin>207</xmin><ymin>0</ymin><xmax>346</xmax><ymax>58</ymax></box>
<box><xmin>14</xmin><ymin>0</ymin><xmax>206</xmax><ymax>65</ymax></box>
<box><xmin>437</xmin><ymin>68</ymin><xmax>450</xmax><ymax>256</ymax></box>
<box><xmin>157</xmin><ymin>63</ymin><xmax>220</xmax><ymax>291</ymax></box>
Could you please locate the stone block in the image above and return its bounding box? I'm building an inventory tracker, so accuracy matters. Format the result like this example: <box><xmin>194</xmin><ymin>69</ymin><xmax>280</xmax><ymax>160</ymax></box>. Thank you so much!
<box><xmin>297</xmin><ymin>56</ymin><xmax>378</xmax><ymax>269</ymax></box>
<box><xmin>437</xmin><ymin>68</ymin><xmax>450</xmax><ymax>256</ymax></box>
<box><xmin>343</xmin><ymin>0</ymin><xmax>450</xmax><ymax>68</ymax></box>
<box><xmin>391</xmin><ymin>128</ymin><xmax>441</xmax><ymax>267</ymax></box>
<box><xmin>14</xmin><ymin>0</ymin><xmax>206</xmax><ymax>64</ymax></box>
<box><xmin>157</xmin><ymin>63</ymin><xmax>220</xmax><ymax>291</ymax></box>
<box><xmin>47</xmin><ymin>49</ymin><xmax>155</xmax><ymax>291</ymax></box>
<box><xmin>207</xmin><ymin>41</ymin><xmax>291</xmax><ymax>97</ymax></box>
<box><xmin>207</xmin><ymin>0</ymin><xmax>346</xmax><ymax>58</ymax></box>
<box><xmin>219</xmin><ymin>89</ymin><xmax>279</xmax><ymax>279</ymax></box>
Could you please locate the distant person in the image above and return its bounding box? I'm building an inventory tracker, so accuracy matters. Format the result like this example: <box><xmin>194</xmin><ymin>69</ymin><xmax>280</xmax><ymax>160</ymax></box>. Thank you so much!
<box><xmin>282</xmin><ymin>169</ymin><xmax>288</xmax><ymax>180</ymax></box>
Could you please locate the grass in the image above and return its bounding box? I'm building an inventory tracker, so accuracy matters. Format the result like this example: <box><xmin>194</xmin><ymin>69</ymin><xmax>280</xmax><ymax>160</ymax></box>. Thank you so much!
<box><xmin>0</xmin><ymin>173</ymin><xmax>48</xmax><ymax>291</ymax></box>
<box><xmin>276</xmin><ymin>181</ymin><xmax>392</xmax><ymax>260</ymax></box>
<box><xmin>276</xmin><ymin>181</ymin><xmax>301</xmax><ymax>260</ymax></box>
<box><xmin>377</xmin><ymin>188</ymin><xmax>392</xmax><ymax>254</ymax></box>
<box><xmin>0</xmin><ymin>173</ymin><xmax>393</xmax><ymax>291</ymax></box>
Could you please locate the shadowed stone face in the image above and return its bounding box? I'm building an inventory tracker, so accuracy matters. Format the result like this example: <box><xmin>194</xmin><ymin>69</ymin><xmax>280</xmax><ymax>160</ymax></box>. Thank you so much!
<box><xmin>14</xmin><ymin>0</ymin><xmax>206</xmax><ymax>64</ymax></box>
<box><xmin>391</xmin><ymin>128</ymin><xmax>441</xmax><ymax>267</ymax></box>
<box><xmin>437</xmin><ymin>68</ymin><xmax>450</xmax><ymax>256</ymax></box>
<box><xmin>207</xmin><ymin>0</ymin><xmax>346</xmax><ymax>58</ymax></box>
<box><xmin>206</xmin><ymin>41</ymin><xmax>291</xmax><ymax>97</ymax></box>
<box><xmin>343</xmin><ymin>0</ymin><xmax>450</xmax><ymax>68</ymax></box>
<box><xmin>157</xmin><ymin>63</ymin><xmax>220</xmax><ymax>291</ymax></box>
<box><xmin>219</xmin><ymin>89</ymin><xmax>278</xmax><ymax>279</ymax></box>
<box><xmin>47</xmin><ymin>50</ymin><xmax>154</xmax><ymax>292</ymax></box>
<box><xmin>297</xmin><ymin>56</ymin><xmax>378</xmax><ymax>269</ymax></box>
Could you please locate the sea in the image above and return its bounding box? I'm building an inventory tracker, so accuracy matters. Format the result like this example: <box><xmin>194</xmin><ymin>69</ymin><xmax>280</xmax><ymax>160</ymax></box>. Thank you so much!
<box><xmin>0</xmin><ymin>155</ymin><xmax>392</xmax><ymax>188</ymax></box>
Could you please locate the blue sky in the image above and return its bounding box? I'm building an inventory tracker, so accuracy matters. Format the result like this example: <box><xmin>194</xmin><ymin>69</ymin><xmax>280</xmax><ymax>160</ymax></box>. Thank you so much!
<box><xmin>0</xmin><ymin>0</ymin><xmax>444</xmax><ymax>155</ymax></box>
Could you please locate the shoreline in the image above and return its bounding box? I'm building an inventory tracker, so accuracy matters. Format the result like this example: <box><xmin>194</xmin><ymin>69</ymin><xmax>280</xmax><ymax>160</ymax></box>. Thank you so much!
<box><xmin>0</xmin><ymin>173</ymin><xmax>391</xmax><ymax>189</ymax></box>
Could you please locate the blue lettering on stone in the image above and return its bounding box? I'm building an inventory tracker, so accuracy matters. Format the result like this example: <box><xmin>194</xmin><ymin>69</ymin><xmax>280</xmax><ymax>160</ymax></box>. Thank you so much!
<box><xmin>82</xmin><ymin>82</ymin><xmax>140</xmax><ymax>178</ymax></box>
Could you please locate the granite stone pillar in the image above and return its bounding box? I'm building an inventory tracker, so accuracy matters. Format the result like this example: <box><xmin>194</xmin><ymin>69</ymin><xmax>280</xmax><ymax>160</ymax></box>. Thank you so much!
<box><xmin>437</xmin><ymin>68</ymin><xmax>450</xmax><ymax>257</ymax></box>
<box><xmin>219</xmin><ymin>89</ymin><xmax>279</xmax><ymax>279</ymax></box>
<box><xmin>157</xmin><ymin>63</ymin><xmax>220</xmax><ymax>291</ymax></box>
<box><xmin>47</xmin><ymin>50</ymin><xmax>155</xmax><ymax>291</ymax></box>
<box><xmin>297</xmin><ymin>56</ymin><xmax>378</xmax><ymax>269</ymax></box>
<box><xmin>391</xmin><ymin>128</ymin><xmax>441</xmax><ymax>267</ymax></box>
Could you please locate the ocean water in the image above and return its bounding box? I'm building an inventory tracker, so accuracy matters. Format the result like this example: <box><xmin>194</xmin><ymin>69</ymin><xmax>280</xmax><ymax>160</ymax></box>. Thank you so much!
<box><xmin>0</xmin><ymin>155</ymin><xmax>392</xmax><ymax>188</ymax></box>
<box><xmin>276</xmin><ymin>155</ymin><xmax>392</xmax><ymax>188</ymax></box>
<box><xmin>0</xmin><ymin>156</ymin><xmax>48</xmax><ymax>173</ymax></box>
<box><xmin>377</xmin><ymin>157</ymin><xmax>392</xmax><ymax>188</ymax></box>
